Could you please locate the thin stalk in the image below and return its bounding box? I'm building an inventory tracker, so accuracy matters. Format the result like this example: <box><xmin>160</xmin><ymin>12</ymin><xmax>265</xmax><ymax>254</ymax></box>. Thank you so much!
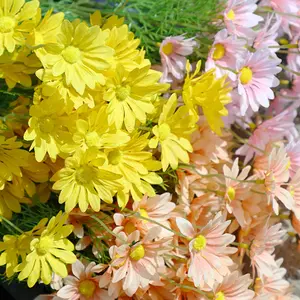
<box><xmin>0</xmin><ymin>216</ymin><xmax>23</xmax><ymax>234</ymax></box>
<box><xmin>90</xmin><ymin>215</ymin><xmax>126</xmax><ymax>243</ymax></box>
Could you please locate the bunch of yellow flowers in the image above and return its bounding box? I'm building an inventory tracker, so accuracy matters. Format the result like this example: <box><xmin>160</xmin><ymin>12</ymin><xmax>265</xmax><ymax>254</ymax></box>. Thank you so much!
<box><xmin>0</xmin><ymin>0</ymin><xmax>231</xmax><ymax>287</ymax></box>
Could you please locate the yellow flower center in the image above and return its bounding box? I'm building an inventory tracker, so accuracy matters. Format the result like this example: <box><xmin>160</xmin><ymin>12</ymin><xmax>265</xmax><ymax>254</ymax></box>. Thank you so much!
<box><xmin>35</xmin><ymin>237</ymin><xmax>52</xmax><ymax>256</ymax></box>
<box><xmin>116</xmin><ymin>86</ymin><xmax>131</xmax><ymax>101</ymax></box>
<box><xmin>75</xmin><ymin>166</ymin><xmax>94</xmax><ymax>185</ymax></box>
<box><xmin>162</xmin><ymin>42</ymin><xmax>174</xmax><ymax>55</ymax></box>
<box><xmin>62</xmin><ymin>46</ymin><xmax>81</xmax><ymax>64</ymax></box>
<box><xmin>226</xmin><ymin>9</ymin><xmax>235</xmax><ymax>20</ymax></box>
<box><xmin>193</xmin><ymin>235</ymin><xmax>207</xmax><ymax>251</ymax></box>
<box><xmin>213</xmin><ymin>44</ymin><xmax>226</xmax><ymax>60</ymax></box>
<box><xmin>85</xmin><ymin>131</ymin><xmax>100</xmax><ymax>148</ymax></box>
<box><xmin>0</xmin><ymin>17</ymin><xmax>15</xmax><ymax>33</ymax></box>
<box><xmin>130</xmin><ymin>245</ymin><xmax>145</xmax><ymax>261</ymax></box>
<box><xmin>215</xmin><ymin>291</ymin><xmax>225</xmax><ymax>300</ymax></box>
<box><xmin>139</xmin><ymin>208</ymin><xmax>149</xmax><ymax>223</ymax></box>
<box><xmin>124</xmin><ymin>222</ymin><xmax>136</xmax><ymax>235</ymax></box>
<box><xmin>286</xmin><ymin>159</ymin><xmax>291</xmax><ymax>170</ymax></box>
<box><xmin>227</xmin><ymin>186</ymin><xmax>236</xmax><ymax>201</ymax></box>
<box><xmin>107</xmin><ymin>150</ymin><xmax>122</xmax><ymax>165</ymax></box>
<box><xmin>39</xmin><ymin>117</ymin><xmax>55</xmax><ymax>133</ymax></box>
<box><xmin>78</xmin><ymin>279</ymin><xmax>96</xmax><ymax>298</ymax></box>
<box><xmin>240</xmin><ymin>67</ymin><xmax>253</xmax><ymax>85</ymax></box>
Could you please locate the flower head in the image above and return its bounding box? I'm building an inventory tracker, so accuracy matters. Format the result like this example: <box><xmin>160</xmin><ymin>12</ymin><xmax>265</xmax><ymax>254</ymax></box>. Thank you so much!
<box><xmin>0</xmin><ymin>0</ymin><xmax>39</xmax><ymax>55</ymax></box>
<box><xmin>176</xmin><ymin>212</ymin><xmax>237</xmax><ymax>288</ymax></box>
<box><xmin>206</xmin><ymin>29</ymin><xmax>246</xmax><ymax>80</ymax></box>
<box><xmin>104</xmin><ymin>63</ymin><xmax>168</xmax><ymax>132</ymax></box>
<box><xmin>183</xmin><ymin>61</ymin><xmax>231</xmax><ymax>135</ymax></box>
<box><xmin>214</xmin><ymin>271</ymin><xmax>255</xmax><ymax>300</ymax></box>
<box><xmin>223</xmin><ymin>0</ymin><xmax>263</xmax><ymax>38</ymax></box>
<box><xmin>51</xmin><ymin>148</ymin><xmax>122</xmax><ymax>212</ymax></box>
<box><xmin>56</xmin><ymin>260</ymin><xmax>109</xmax><ymax>300</ymax></box>
<box><xmin>149</xmin><ymin>93</ymin><xmax>197</xmax><ymax>171</ymax></box>
<box><xmin>159</xmin><ymin>35</ymin><xmax>197</xmax><ymax>82</ymax></box>
<box><xmin>39</xmin><ymin>19</ymin><xmax>114</xmax><ymax>94</ymax></box>
<box><xmin>110</xmin><ymin>228</ymin><xmax>169</xmax><ymax>297</ymax></box>
<box><xmin>17</xmin><ymin>211</ymin><xmax>76</xmax><ymax>287</ymax></box>
<box><xmin>237</xmin><ymin>49</ymin><xmax>281</xmax><ymax>115</ymax></box>
<box><xmin>254</xmin><ymin>144</ymin><xmax>293</xmax><ymax>214</ymax></box>
<box><xmin>0</xmin><ymin>135</ymin><xmax>29</xmax><ymax>189</ymax></box>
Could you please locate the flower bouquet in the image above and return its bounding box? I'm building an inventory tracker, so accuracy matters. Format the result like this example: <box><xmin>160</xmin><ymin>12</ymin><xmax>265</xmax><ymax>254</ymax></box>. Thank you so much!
<box><xmin>0</xmin><ymin>0</ymin><xmax>300</xmax><ymax>299</ymax></box>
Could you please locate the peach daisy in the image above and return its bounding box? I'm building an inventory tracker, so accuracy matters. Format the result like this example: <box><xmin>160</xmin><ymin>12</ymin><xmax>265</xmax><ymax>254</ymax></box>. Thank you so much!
<box><xmin>176</xmin><ymin>212</ymin><xmax>237</xmax><ymax>289</ymax></box>
<box><xmin>132</xmin><ymin>193</ymin><xmax>176</xmax><ymax>238</ymax></box>
<box><xmin>237</xmin><ymin>49</ymin><xmax>281</xmax><ymax>115</ymax></box>
<box><xmin>255</xmin><ymin>258</ymin><xmax>290</xmax><ymax>298</ymax></box>
<box><xmin>206</xmin><ymin>29</ymin><xmax>246</xmax><ymax>80</ymax></box>
<box><xmin>213</xmin><ymin>271</ymin><xmax>255</xmax><ymax>300</ymax></box>
<box><xmin>159</xmin><ymin>35</ymin><xmax>197</xmax><ymax>82</ymax></box>
<box><xmin>223</xmin><ymin>0</ymin><xmax>263</xmax><ymax>38</ymax></box>
<box><xmin>289</xmin><ymin>169</ymin><xmax>300</xmax><ymax>220</ymax></box>
<box><xmin>254</xmin><ymin>144</ymin><xmax>294</xmax><ymax>214</ymax></box>
<box><xmin>109</xmin><ymin>228</ymin><xmax>169</xmax><ymax>297</ymax></box>
<box><xmin>250</xmin><ymin>223</ymin><xmax>285</xmax><ymax>277</ymax></box>
<box><xmin>54</xmin><ymin>260</ymin><xmax>109</xmax><ymax>300</ymax></box>
<box><xmin>286</xmin><ymin>140</ymin><xmax>300</xmax><ymax>178</ymax></box>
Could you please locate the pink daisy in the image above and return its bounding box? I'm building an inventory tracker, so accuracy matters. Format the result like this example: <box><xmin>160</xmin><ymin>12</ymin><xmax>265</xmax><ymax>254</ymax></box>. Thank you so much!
<box><xmin>259</xmin><ymin>0</ymin><xmax>300</xmax><ymax>37</ymax></box>
<box><xmin>250</xmin><ymin>223</ymin><xmax>285</xmax><ymax>277</ymax></box>
<box><xmin>109</xmin><ymin>228</ymin><xmax>169</xmax><ymax>297</ymax></box>
<box><xmin>254</xmin><ymin>144</ymin><xmax>294</xmax><ymax>214</ymax></box>
<box><xmin>213</xmin><ymin>271</ymin><xmax>255</xmax><ymax>300</ymax></box>
<box><xmin>237</xmin><ymin>49</ymin><xmax>281</xmax><ymax>115</ymax></box>
<box><xmin>159</xmin><ymin>35</ymin><xmax>197</xmax><ymax>82</ymax></box>
<box><xmin>54</xmin><ymin>260</ymin><xmax>109</xmax><ymax>300</ymax></box>
<box><xmin>253</xmin><ymin>14</ymin><xmax>281</xmax><ymax>56</ymax></box>
<box><xmin>205</xmin><ymin>29</ymin><xmax>246</xmax><ymax>80</ymax></box>
<box><xmin>176</xmin><ymin>212</ymin><xmax>237</xmax><ymax>289</ymax></box>
<box><xmin>223</xmin><ymin>90</ymin><xmax>255</xmax><ymax>128</ymax></box>
<box><xmin>223</xmin><ymin>0</ymin><xmax>263</xmax><ymax>38</ymax></box>
<box><xmin>286</xmin><ymin>140</ymin><xmax>300</xmax><ymax>178</ymax></box>
<box><xmin>236</xmin><ymin>106</ymin><xmax>298</xmax><ymax>164</ymax></box>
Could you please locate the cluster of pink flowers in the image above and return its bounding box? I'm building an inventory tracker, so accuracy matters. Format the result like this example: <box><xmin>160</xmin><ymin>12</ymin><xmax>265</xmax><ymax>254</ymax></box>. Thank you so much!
<box><xmin>37</xmin><ymin>0</ymin><xmax>300</xmax><ymax>299</ymax></box>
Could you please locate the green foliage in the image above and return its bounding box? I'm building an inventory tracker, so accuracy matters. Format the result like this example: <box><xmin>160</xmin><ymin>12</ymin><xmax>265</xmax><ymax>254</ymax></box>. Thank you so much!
<box><xmin>40</xmin><ymin>0</ymin><xmax>223</xmax><ymax>63</ymax></box>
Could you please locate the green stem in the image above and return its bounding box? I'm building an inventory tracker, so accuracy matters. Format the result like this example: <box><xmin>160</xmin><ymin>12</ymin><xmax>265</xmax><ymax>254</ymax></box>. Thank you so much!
<box><xmin>280</xmin><ymin>64</ymin><xmax>300</xmax><ymax>76</ymax></box>
<box><xmin>0</xmin><ymin>216</ymin><xmax>23</xmax><ymax>234</ymax></box>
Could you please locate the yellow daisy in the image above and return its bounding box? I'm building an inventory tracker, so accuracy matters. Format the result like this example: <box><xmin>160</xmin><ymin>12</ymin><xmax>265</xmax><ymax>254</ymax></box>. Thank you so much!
<box><xmin>60</xmin><ymin>105</ymin><xmax>130</xmax><ymax>154</ymax></box>
<box><xmin>28</xmin><ymin>8</ymin><xmax>64</xmax><ymax>57</ymax></box>
<box><xmin>0</xmin><ymin>47</ymin><xmax>41</xmax><ymax>88</ymax></box>
<box><xmin>0</xmin><ymin>0</ymin><xmax>39</xmax><ymax>55</ymax></box>
<box><xmin>23</xmin><ymin>92</ymin><xmax>74</xmax><ymax>162</ymax></box>
<box><xmin>39</xmin><ymin>19</ymin><xmax>114</xmax><ymax>95</ymax></box>
<box><xmin>104</xmin><ymin>63</ymin><xmax>168</xmax><ymax>132</ymax></box>
<box><xmin>0</xmin><ymin>233</ymin><xmax>32</xmax><ymax>278</ymax></box>
<box><xmin>105</xmin><ymin>24</ymin><xmax>141</xmax><ymax>70</ymax></box>
<box><xmin>0</xmin><ymin>134</ymin><xmax>29</xmax><ymax>190</ymax></box>
<box><xmin>183</xmin><ymin>61</ymin><xmax>232</xmax><ymax>135</ymax></box>
<box><xmin>51</xmin><ymin>148</ymin><xmax>122</xmax><ymax>212</ymax></box>
<box><xmin>0</xmin><ymin>180</ymin><xmax>30</xmax><ymax>219</ymax></box>
<box><xmin>149</xmin><ymin>94</ymin><xmax>197</xmax><ymax>171</ymax></box>
<box><xmin>105</xmin><ymin>133</ymin><xmax>162</xmax><ymax>207</ymax></box>
<box><xmin>17</xmin><ymin>211</ymin><xmax>76</xmax><ymax>287</ymax></box>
